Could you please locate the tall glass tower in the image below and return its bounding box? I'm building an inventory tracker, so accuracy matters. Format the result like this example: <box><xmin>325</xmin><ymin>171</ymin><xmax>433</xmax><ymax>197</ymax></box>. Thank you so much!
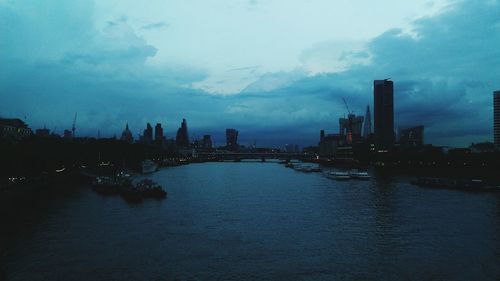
<box><xmin>374</xmin><ymin>79</ymin><xmax>394</xmax><ymax>148</ymax></box>
<box><xmin>494</xmin><ymin>91</ymin><xmax>500</xmax><ymax>148</ymax></box>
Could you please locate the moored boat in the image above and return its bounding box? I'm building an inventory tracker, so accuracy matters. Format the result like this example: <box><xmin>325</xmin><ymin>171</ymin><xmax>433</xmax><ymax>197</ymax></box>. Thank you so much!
<box><xmin>135</xmin><ymin>179</ymin><xmax>167</xmax><ymax>198</ymax></box>
<box><xmin>328</xmin><ymin>171</ymin><xmax>351</xmax><ymax>180</ymax></box>
<box><xmin>92</xmin><ymin>176</ymin><xmax>120</xmax><ymax>195</ymax></box>
<box><xmin>349</xmin><ymin>170</ymin><xmax>371</xmax><ymax>180</ymax></box>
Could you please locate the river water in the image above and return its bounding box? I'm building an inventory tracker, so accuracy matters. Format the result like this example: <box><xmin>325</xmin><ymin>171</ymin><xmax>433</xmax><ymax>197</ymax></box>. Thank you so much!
<box><xmin>2</xmin><ymin>161</ymin><xmax>500</xmax><ymax>280</ymax></box>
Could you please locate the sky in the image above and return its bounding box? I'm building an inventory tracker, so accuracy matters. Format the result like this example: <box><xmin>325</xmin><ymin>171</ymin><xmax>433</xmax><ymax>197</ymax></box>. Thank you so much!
<box><xmin>1</xmin><ymin>0</ymin><xmax>499</xmax><ymax>147</ymax></box>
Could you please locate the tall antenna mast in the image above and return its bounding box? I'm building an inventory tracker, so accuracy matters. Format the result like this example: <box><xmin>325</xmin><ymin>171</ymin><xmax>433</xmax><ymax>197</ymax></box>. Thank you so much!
<box><xmin>72</xmin><ymin>112</ymin><xmax>77</xmax><ymax>138</ymax></box>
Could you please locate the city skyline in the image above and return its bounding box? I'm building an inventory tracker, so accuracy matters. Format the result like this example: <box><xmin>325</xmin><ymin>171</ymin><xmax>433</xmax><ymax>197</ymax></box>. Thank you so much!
<box><xmin>1</xmin><ymin>0</ymin><xmax>500</xmax><ymax>147</ymax></box>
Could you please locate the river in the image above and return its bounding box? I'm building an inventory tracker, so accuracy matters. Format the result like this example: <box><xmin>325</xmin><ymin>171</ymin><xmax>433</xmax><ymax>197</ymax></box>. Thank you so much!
<box><xmin>2</xmin><ymin>161</ymin><xmax>500</xmax><ymax>280</ymax></box>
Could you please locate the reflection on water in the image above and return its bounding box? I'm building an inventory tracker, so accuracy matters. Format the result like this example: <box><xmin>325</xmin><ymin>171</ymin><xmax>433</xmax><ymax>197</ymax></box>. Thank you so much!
<box><xmin>2</xmin><ymin>162</ymin><xmax>500</xmax><ymax>280</ymax></box>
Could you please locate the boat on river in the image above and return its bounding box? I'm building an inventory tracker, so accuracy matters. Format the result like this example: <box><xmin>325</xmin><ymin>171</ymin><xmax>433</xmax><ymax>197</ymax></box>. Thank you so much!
<box><xmin>135</xmin><ymin>179</ymin><xmax>167</xmax><ymax>198</ymax></box>
<box><xmin>92</xmin><ymin>176</ymin><xmax>122</xmax><ymax>195</ymax></box>
<box><xmin>349</xmin><ymin>170</ymin><xmax>371</xmax><ymax>180</ymax></box>
<box><xmin>92</xmin><ymin>175</ymin><xmax>166</xmax><ymax>201</ymax></box>
<box><xmin>328</xmin><ymin>171</ymin><xmax>351</xmax><ymax>180</ymax></box>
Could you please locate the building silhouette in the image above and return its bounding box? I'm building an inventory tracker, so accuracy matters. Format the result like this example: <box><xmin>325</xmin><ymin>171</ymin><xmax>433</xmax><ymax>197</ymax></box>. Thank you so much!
<box><xmin>0</xmin><ymin>118</ymin><xmax>33</xmax><ymax>142</ymax></box>
<box><xmin>35</xmin><ymin>126</ymin><xmax>50</xmax><ymax>138</ymax></box>
<box><xmin>154</xmin><ymin>123</ymin><xmax>164</xmax><ymax>142</ymax></box>
<box><xmin>63</xmin><ymin>129</ymin><xmax>73</xmax><ymax>139</ymax></box>
<box><xmin>399</xmin><ymin>125</ymin><xmax>424</xmax><ymax>148</ymax></box>
<box><xmin>202</xmin><ymin>135</ymin><xmax>213</xmax><ymax>149</ymax></box>
<box><xmin>363</xmin><ymin>105</ymin><xmax>372</xmax><ymax>138</ymax></box>
<box><xmin>374</xmin><ymin>79</ymin><xmax>394</xmax><ymax>148</ymax></box>
<box><xmin>493</xmin><ymin>91</ymin><xmax>500</xmax><ymax>149</ymax></box>
<box><xmin>318</xmin><ymin>130</ymin><xmax>341</xmax><ymax>156</ymax></box>
<box><xmin>339</xmin><ymin>114</ymin><xmax>364</xmax><ymax>144</ymax></box>
<box><xmin>176</xmin><ymin>118</ymin><xmax>189</xmax><ymax>147</ymax></box>
<box><xmin>120</xmin><ymin>123</ymin><xmax>134</xmax><ymax>144</ymax></box>
<box><xmin>226</xmin><ymin>128</ymin><xmax>239</xmax><ymax>150</ymax></box>
<box><xmin>141</xmin><ymin>123</ymin><xmax>153</xmax><ymax>144</ymax></box>
<box><xmin>495</xmin><ymin>91</ymin><xmax>500</xmax><ymax>148</ymax></box>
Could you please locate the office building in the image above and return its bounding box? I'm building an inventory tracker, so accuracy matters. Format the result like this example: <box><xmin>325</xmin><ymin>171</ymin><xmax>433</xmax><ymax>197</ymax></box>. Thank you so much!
<box><xmin>318</xmin><ymin>132</ymin><xmax>341</xmax><ymax>156</ymax></box>
<box><xmin>226</xmin><ymin>128</ymin><xmax>239</xmax><ymax>150</ymax></box>
<box><xmin>176</xmin><ymin>118</ymin><xmax>189</xmax><ymax>147</ymax></box>
<box><xmin>142</xmin><ymin>123</ymin><xmax>153</xmax><ymax>144</ymax></box>
<box><xmin>154</xmin><ymin>123</ymin><xmax>164</xmax><ymax>142</ymax></box>
<box><xmin>495</xmin><ymin>91</ymin><xmax>500</xmax><ymax>148</ymax></box>
<box><xmin>374</xmin><ymin>79</ymin><xmax>394</xmax><ymax>148</ymax></box>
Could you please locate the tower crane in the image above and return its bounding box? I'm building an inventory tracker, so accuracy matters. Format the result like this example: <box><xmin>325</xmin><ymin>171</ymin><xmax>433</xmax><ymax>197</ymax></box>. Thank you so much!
<box><xmin>342</xmin><ymin>98</ymin><xmax>353</xmax><ymax>115</ymax></box>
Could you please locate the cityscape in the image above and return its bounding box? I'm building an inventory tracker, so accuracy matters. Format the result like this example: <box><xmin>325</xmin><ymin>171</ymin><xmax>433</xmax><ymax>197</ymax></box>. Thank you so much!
<box><xmin>2</xmin><ymin>79</ymin><xmax>499</xmax><ymax>169</ymax></box>
<box><xmin>2</xmin><ymin>0</ymin><xmax>500</xmax><ymax>280</ymax></box>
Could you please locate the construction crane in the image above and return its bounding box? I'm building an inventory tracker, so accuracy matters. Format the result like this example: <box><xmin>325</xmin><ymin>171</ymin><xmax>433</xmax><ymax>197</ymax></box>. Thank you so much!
<box><xmin>342</xmin><ymin>98</ymin><xmax>353</xmax><ymax>115</ymax></box>
<box><xmin>72</xmin><ymin>112</ymin><xmax>77</xmax><ymax>138</ymax></box>
<box><xmin>342</xmin><ymin>98</ymin><xmax>354</xmax><ymax>143</ymax></box>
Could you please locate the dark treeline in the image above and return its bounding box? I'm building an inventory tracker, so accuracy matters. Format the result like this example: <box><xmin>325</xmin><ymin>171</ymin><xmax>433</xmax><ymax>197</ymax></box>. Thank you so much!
<box><xmin>0</xmin><ymin>137</ymin><xmax>177</xmax><ymax>179</ymax></box>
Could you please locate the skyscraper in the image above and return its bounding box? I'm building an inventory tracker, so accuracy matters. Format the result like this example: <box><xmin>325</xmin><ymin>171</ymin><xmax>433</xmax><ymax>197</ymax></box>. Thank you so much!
<box><xmin>363</xmin><ymin>105</ymin><xmax>372</xmax><ymax>138</ymax></box>
<box><xmin>154</xmin><ymin>123</ymin><xmax>164</xmax><ymax>142</ymax></box>
<box><xmin>494</xmin><ymin>91</ymin><xmax>500</xmax><ymax>148</ymax></box>
<box><xmin>143</xmin><ymin>123</ymin><xmax>153</xmax><ymax>144</ymax></box>
<box><xmin>374</xmin><ymin>79</ymin><xmax>394</xmax><ymax>148</ymax></box>
<box><xmin>339</xmin><ymin>114</ymin><xmax>364</xmax><ymax>144</ymax></box>
<box><xmin>226</xmin><ymin>128</ymin><xmax>239</xmax><ymax>150</ymax></box>
<box><xmin>175</xmin><ymin>118</ymin><xmax>189</xmax><ymax>147</ymax></box>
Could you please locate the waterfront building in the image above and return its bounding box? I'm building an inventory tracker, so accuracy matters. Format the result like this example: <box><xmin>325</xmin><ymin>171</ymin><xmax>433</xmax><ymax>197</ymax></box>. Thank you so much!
<box><xmin>0</xmin><ymin>118</ymin><xmax>33</xmax><ymax>142</ymax></box>
<box><xmin>374</xmin><ymin>79</ymin><xmax>394</xmax><ymax>148</ymax></box>
<box><xmin>154</xmin><ymin>123</ymin><xmax>164</xmax><ymax>142</ymax></box>
<box><xmin>176</xmin><ymin>118</ymin><xmax>189</xmax><ymax>147</ymax></box>
<box><xmin>120</xmin><ymin>123</ymin><xmax>134</xmax><ymax>144</ymax></box>
<box><xmin>363</xmin><ymin>105</ymin><xmax>372</xmax><ymax>138</ymax></box>
<box><xmin>399</xmin><ymin>125</ymin><xmax>424</xmax><ymax>148</ymax></box>
<box><xmin>495</xmin><ymin>91</ymin><xmax>500</xmax><ymax>148</ymax></box>
<box><xmin>339</xmin><ymin>114</ymin><xmax>364</xmax><ymax>144</ymax></box>
<box><xmin>226</xmin><ymin>128</ymin><xmax>239</xmax><ymax>150</ymax></box>
<box><xmin>318</xmin><ymin>132</ymin><xmax>341</xmax><ymax>156</ymax></box>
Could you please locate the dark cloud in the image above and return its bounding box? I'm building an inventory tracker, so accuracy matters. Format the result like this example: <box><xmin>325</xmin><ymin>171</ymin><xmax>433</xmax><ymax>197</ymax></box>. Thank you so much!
<box><xmin>240</xmin><ymin>0</ymin><xmax>500</xmax><ymax>146</ymax></box>
<box><xmin>1</xmin><ymin>0</ymin><xmax>499</xmax><ymax>147</ymax></box>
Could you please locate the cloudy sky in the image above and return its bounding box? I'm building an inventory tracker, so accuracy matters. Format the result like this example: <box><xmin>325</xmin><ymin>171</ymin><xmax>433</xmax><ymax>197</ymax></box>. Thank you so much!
<box><xmin>1</xmin><ymin>0</ymin><xmax>499</xmax><ymax>147</ymax></box>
